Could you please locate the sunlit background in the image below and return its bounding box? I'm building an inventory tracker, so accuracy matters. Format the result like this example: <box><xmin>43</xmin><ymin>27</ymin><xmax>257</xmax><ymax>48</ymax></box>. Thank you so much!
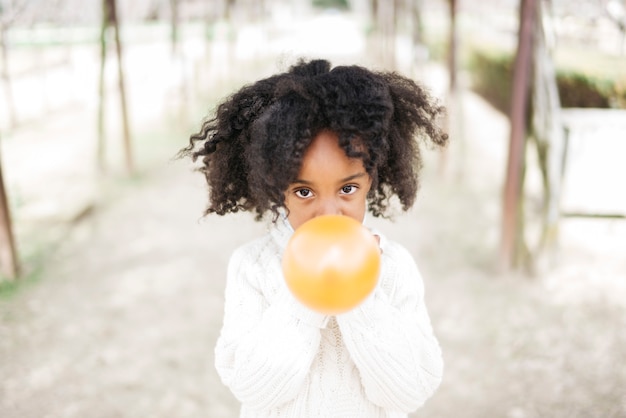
<box><xmin>0</xmin><ymin>0</ymin><xmax>625</xmax><ymax>417</ymax></box>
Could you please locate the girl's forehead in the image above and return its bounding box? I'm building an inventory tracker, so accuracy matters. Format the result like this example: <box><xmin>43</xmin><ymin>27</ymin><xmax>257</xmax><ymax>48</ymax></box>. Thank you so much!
<box><xmin>297</xmin><ymin>131</ymin><xmax>367</xmax><ymax>178</ymax></box>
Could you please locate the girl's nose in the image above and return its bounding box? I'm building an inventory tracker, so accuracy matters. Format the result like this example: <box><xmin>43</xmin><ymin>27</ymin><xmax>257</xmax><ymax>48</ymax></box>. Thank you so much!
<box><xmin>316</xmin><ymin>198</ymin><xmax>342</xmax><ymax>217</ymax></box>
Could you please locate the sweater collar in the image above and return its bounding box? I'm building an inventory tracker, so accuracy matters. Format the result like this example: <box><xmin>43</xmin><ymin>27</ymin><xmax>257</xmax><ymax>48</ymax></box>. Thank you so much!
<box><xmin>268</xmin><ymin>213</ymin><xmax>388</xmax><ymax>253</ymax></box>
<box><xmin>269</xmin><ymin>213</ymin><xmax>295</xmax><ymax>251</ymax></box>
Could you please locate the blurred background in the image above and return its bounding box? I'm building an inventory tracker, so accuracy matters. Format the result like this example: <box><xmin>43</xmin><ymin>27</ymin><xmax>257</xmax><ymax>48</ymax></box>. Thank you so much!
<box><xmin>0</xmin><ymin>0</ymin><xmax>625</xmax><ymax>417</ymax></box>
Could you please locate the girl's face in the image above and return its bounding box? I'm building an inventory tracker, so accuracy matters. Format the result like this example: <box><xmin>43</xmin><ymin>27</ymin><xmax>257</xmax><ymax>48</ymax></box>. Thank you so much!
<box><xmin>284</xmin><ymin>130</ymin><xmax>372</xmax><ymax>230</ymax></box>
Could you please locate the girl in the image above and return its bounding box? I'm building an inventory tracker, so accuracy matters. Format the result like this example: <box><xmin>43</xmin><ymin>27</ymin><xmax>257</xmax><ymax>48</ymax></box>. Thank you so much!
<box><xmin>181</xmin><ymin>59</ymin><xmax>448</xmax><ymax>417</ymax></box>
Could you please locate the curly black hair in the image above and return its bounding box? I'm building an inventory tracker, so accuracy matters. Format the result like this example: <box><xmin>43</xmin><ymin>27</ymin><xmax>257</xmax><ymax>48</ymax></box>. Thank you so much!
<box><xmin>179</xmin><ymin>58</ymin><xmax>448</xmax><ymax>220</ymax></box>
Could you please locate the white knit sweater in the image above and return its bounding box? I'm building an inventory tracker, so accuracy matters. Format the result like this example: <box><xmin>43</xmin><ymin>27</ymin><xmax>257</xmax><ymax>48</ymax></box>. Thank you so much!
<box><xmin>214</xmin><ymin>218</ymin><xmax>443</xmax><ymax>418</ymax></box>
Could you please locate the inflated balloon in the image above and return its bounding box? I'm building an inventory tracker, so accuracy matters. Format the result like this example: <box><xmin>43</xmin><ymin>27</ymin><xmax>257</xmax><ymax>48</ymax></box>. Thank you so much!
<box><xmin>282</xmin><ymin>214</ymin><xmax>381</xmax><ymax>314</ymax></box>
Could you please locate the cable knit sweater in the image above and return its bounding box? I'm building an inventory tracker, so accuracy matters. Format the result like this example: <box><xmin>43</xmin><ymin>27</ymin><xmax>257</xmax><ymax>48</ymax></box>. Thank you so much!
<box><xmin>214</xmin><ymin>218</ymin><xmax>443</xmax><ymax>418</ymax></box>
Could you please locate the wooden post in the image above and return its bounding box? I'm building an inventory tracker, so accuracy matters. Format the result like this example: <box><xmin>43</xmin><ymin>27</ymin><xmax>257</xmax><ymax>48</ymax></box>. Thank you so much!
<box><xmin>376</xmin><ymin>0</ymin><xmax>396</xmax><ymax>69</ymax></box>
<box><xmin>500</xmin><ymin>0</ymin><xmax>536</xmax><ymax>270</ymax></box>
<box><xmin>109</xmin><ymin>0</ymin><xmax>133</xmax><ymax>175</ymax></box>
<box><xmin>531</xmin><ymin>0</ymin><xmax>565</xmax><ymax>256</ymax></box>
<box><xmin>441</xmin><ymin>0</ymin><xmax>459</xmax><ymax>177</ymax></box>
<box><xmin>0</xmin><ymin>152</ymin><xmax>19</xmax><ymax>280</ymax></box>
<box><xmin>447</xmin><ymin>0</ymin><xmax>458</xmax><ymax>94</ymax></box>
<box><xmin>170</xmin><ymin>0</ymin><xmax>179</xmax><ymax>55</ymax></box>
<box><xmin>1</xmin><ymin>18</ymin><xmax>18</xmax><ymax>129</ymax></box>
<box><xmin>99</xmin><ymin>0</ymin><xmax>133</xmax><ymax>175</ymax></box>
<box><xmin>411</xmin><ymin>0</ymin><xmax>424</xmax><ymax>48</ymax></box>
<box><xmin>97</xmin><ymin>0</ymin><xmax>108</xmax><ymax>172</ymax></box>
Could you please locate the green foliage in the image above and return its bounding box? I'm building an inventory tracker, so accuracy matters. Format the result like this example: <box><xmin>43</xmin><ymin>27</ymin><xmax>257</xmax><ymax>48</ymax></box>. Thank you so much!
<box><xmin>468</xmin><ymin>49</ymin><xmax>626</xmax><ymax>113</ymax></box>
<box><xmin>555</xmin><ymin>71</ymin><xmax>611</xmax><ymax>108</ymax></box>
<box><xmin>0</xmin><ymin>249</ymin><xmax>45</xmax><ymax>301</ymax></box>
<box><xmin>468</xmin><ymin>50</ymin><xmax>514</xmax><ymax>114</ymax></box>
<box><xmin>422</xmin><ymin>35</ymin><xmax>449</xmax><ymax>63</ymax></box>
<box><xmin>204</xmin><ymin>23</ymin><xmax>214</xmax><ymax>41</ymax></box>
<box><xmin>312</xmin><ymin>0</ymin><xmax>350</xmax><ymax>10</ymax></box>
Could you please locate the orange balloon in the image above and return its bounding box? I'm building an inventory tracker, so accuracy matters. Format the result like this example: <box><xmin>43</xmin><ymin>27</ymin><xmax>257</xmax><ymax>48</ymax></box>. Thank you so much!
<box><xmin>282</xmin><ymin>215</ymin><xmax>381</xmax><ymax>315</ymax></box>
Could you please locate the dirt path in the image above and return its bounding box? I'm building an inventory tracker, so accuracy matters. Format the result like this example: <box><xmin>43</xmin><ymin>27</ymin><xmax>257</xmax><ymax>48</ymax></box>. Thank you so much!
<box><xmin>0</xmin><ymin>159</ymin><xmax>260</xmax><ymax>417</ymax></box>
<box><xmin>2</xmin><ymin>86</ymin><xmax>625</xmax><ymax>417</ymax></box>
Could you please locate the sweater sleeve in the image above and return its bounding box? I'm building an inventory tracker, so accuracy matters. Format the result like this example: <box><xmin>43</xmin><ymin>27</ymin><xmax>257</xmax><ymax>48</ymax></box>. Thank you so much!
<box><xmin>214</xmin><ymin>244</ymin><xmax>328</xmax><ymax>411</ymax></box>
<box><xmin>335</xmin><ymin>241</ymin><xmax>443</xmax><ymax>413</ymax></box>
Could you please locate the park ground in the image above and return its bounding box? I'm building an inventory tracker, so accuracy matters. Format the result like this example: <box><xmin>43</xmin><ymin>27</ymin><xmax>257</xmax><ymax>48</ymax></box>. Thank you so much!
<box><xmin>1</xmin><ymin>10</ymin><xmax>626</xmax><ymax>418</ymax></box>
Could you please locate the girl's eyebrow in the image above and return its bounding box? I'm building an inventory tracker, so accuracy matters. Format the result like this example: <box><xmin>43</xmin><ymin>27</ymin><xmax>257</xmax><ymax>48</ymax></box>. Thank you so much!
<box><xmin>339</xmin><ymin>172</ymin><xmax>368</xmax><ymax>183</ymax></box>
<box><xmin>292</xmin><ymin>172</ymin><xmax>368</xmax><ymax>185</ymax></box>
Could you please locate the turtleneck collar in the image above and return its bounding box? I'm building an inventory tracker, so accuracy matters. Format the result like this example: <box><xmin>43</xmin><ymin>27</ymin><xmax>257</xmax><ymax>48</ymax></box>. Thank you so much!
<box><xmin>269</xmin><ymin>212</ymin><xmax>295</xmax><ymax>251</ymax></box>
<box><xmin>268</xmin><ymin>212</ymin><xmax>388</xmax><ymax>255</ymax></box>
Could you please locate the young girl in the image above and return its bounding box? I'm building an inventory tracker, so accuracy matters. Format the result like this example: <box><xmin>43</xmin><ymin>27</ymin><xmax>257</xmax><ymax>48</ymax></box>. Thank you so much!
<box><xmin>181</xmin><ymin>59</ymin><xmax>448</xmax><ymax>417</ymax></box>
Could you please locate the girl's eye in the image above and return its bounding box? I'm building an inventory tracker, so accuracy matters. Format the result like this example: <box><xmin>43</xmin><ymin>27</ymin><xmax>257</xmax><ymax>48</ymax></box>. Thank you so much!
<box><xmin>340</xmin><ymin>185</ymin><xmax>358</xmax><ymax>195</ymax></box>
<box><xmin>295</xmin><ymin>188</ymin><xmax>313</xmax><ymax>199</ymax></box>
